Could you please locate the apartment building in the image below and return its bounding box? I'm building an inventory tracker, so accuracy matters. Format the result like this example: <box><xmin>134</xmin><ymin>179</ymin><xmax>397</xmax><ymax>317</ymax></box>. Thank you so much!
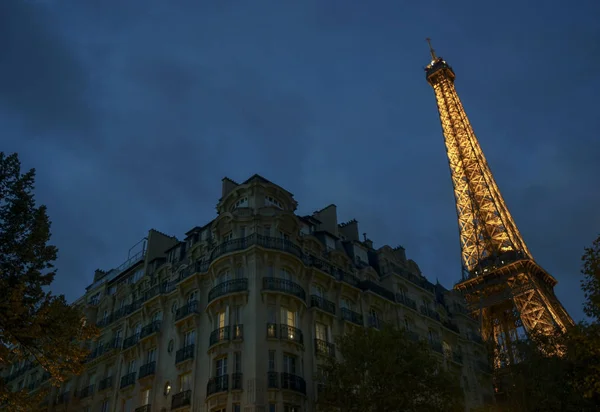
<box><xmin>3</xmin><ymin>174</ymin><xmax>494</xmax><ymax>411</ymax></box>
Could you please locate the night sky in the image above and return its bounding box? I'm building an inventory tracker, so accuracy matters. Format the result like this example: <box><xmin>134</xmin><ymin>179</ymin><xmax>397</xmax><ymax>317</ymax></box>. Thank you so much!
<box><xmin>1</xmin><ymin>0</ymin><xmax>599</xmax><ymax>322</ymax></box>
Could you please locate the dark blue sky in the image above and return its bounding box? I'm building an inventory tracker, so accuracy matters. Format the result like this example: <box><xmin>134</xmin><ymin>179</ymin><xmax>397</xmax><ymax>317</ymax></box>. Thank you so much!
<box><xmin>1</xmin><ymin>0</ymin><xmax>599</xmax><ymax>322</ymax></box>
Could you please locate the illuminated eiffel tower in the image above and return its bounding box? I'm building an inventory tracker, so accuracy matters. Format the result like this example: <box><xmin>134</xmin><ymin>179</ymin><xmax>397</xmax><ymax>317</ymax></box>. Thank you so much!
<box><xmin>423</xmin><ymin>39</ymin><xmax>574</xmax><ymax>367</ymax></box>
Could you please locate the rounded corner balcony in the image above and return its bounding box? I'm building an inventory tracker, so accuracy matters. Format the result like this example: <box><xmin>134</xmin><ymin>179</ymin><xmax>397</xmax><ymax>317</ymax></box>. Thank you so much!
<box><xmin>207</xmin><ymin>278</ymin><xmax>249</xmax><ymax>308</ymax></box>
<box><xmin>262</xmin><ymin>277</ymin><xmax>306</xmax><ymax>304</ymax></box>
<box><xmin>208</xmin><ymin>324</ymin><xmax>244</xmax><ymax>351</ymax></box>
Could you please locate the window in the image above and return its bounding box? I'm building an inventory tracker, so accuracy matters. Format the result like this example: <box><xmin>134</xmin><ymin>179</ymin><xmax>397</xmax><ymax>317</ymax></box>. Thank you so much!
<box><xmin>404</xmin><ymin>317</ymin><xmax>411</xmax><ymax>331</ymax></box>
<box><xmin>100</xmin><ymin>400</ymin><xmax>110</xmax><ymax>412</ymax></box>
<box><xmin>233</xmin><ymin>404</ymin><xmax>241</xmax><ymax>412</ymax></box>
<box><xmin>187</xmin><ymin>290</ymin><xmax>198</xmax><ymax>303</ymax></box>
<box><xmin>164</xmin><ymin>381</ymin><xmax>172</xmax><ymax>396</ymax></box>
<box><xmin>234</xmin><ymin>352</ymin><xmax>242</xmax><ymax>373</ymax></box>
<box><xmin>179</xmin><ymin>373</ymin><xmax>191</xmax><ymax>392</ymax></box>
<box><xmin>283</xmin><ymin>354</ymin><xmax>296</xmax><ymax>375</ymax></box>
<box><xmin>315</xmin><ymin>322</ymin><xmax>327</xmax><ymax>341</ymax></box>
<box><xmin>231</xmin><ymin>197</ymin><xmax>248</xmax><ymax>211</ymax></box>
<box><xmin>280</xmin><ymin>307</ymin><xmax>296</xmax><ymax>327</ymax></box>
<box><xmin>141</xmin><ymin>388</ymin><xmax>151</xmax><ymax>405</ymax></box>
<box><xmin>151</xmin><ymin>310</ymin><xmax>163</xmax><ymax>322</ymax></box>
<box><xmin>267</xmin><ymin>305</ymin><xmax>277</xmax><ymax>323</ymax></box>
<box><xmin>239</xmin><ymin>226</ymin><xmax>246</xmax><ymax>238</ymax></box>
<box><xmin>265</xmin><ymin>196</ymin><xmax>282</xmax><ymax>209</ymax></box>
<box><xmin>369</xmin><ymin>309</ymin><xmax>380</xmax><ymax>329</ymax></box>
<box><xmin>279</xmin><ymin>231</ymin><xmax>289</xmax><ymax>240</ymax></box>
<box><xmin>217</xmin><ymin>270</ymin><xmax>231</xmax><ymax>284</ymax></box>
<box><xmin>312</xmin><ymin>284</ymin><xmax>324</xmax><ymax>298</ymax></box>
<box><xmin>146</xmin><ymin>348</ymin><xmax>156</xmax><ymax>363</ymax></box>
<box><xmin>269</xmin><ymin>404</ymin><xmax>276</xmax><ymax>412</ymax></box>
<box><xmin>127</xmin><ymin>360</ymin><xmax>136</xmax><ymax>374</ymax></box>
<box><xmin>184</xmin><ymin>330</ymin><xmax>196</xmax><ymax>346</ymax></box>
<box><xmin>122</xmin><ymin>397</ymin><xmax>132</xmax><ymax>412</ymax></box>
<box><xmin>264</xmin><ymin>226</ymin><xmax>271</xmax><ymax>237</ymax></box>
<box><xmin>132</xmin><ymin>269</ymin><xmax>144</xmax><ymax>283</ymax></box>
<box><xmin>341</xmin><ymin>298</ymin><xmax>354</xmax><ymax>311</ymax></box>
<box><xmin>134</xmin><ymin>322</ymin><xmax>142</xmax><ymax>336</ymax></box>
<box><xmin>231</xmin><ymin>305</ymin><xmax>241</xmax><ymax>325</ymax></box>
<box><xmin>89</xmin><ymin>293</ymin><xmax>100</xmax><ymax>305</ymax></box>
<box><xmin>216</xmin><ymin>357</ymin><xmax>227</xmax><ymax>376</ymax></box>
<box><xmin>268</xmin><ymin>350</ymin><xmax>276</xmax><ymax>371</ymax></box>
<box><xmin>235</xmin><ymin>266</ymin><xmax>244</xmax><ymax>279</ymax></box>
<box><xmin>224</xmin><ymin>232</ymin><xmax>233</xmax><ymax>241</ymax></box>
<box><xmin>284</xmin><ymin>405</ymin><xmax>300</xmax><ymax>412</ymax></box>
<box><xmin>280</xmin><ymin>268</ymin><xmax>293</xmax><ymax>281</ymax></box>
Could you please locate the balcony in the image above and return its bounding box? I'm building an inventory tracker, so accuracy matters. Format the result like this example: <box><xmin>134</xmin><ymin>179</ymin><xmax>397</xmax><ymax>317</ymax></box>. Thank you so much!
<box><xmin>98</xmin><ymin>376</ymin><xmax>113</xmax><ymax>391</ymax></box>
<box><xmin>209</xmin><ymin>326</ymin><xmax>230</xmax><ymax>347</ymax></box>
<box><xmin>262</xmin><ymin>277</ymin><xmax>306</xmax><ymax>301</ymax></box>
<box><xmin>140</xmin><ymin>321</ymin><xmax>161</xmax><ymax>340</ymax></box>
<box><xmin>122</xmin><ymin>333</ymin><xmax>140</xmax><ymax>350</ymax></box>
<box><xmin>231</xmin><ymin>373</ymin><xmax>243</xmax><ymax>390</ymax></box>
<box><xmin>267</xmin><ymin>371</ymin><xmax>279</xmax><ymax>389</ymax></box>
<box><xmin>207</xmin><ymin>278</ymin><xmax>248</xmax><ymax>303</ymax></box>
<box><xmin>310</xmin><ymin>295</ymin><xmax>336</xmax><ymax>315</ymax></box>
<box><xmin>120</xmin><ymin>372</ymin><xmax>136</xmax><ymax>389</ymax></box>
<box><xmin>359</xmin><ymin>280</ymin><xmax>395</xmax><ymax>302</ymax></box>
<box><xmin>175</xmin><ymin>301</ymin><xmax>200</xmax><ymax>322</ymax></box>
<box><xmin>341</xmin><ymin>308</ymin><xmax>363</xmax><ymax>325</ymax></box>
<box><xmin>281</xmin><ymin>373</ymin><xmax>306</xmax><ymax>394</ymax></box>
<box><xmin>207</xmin><ymin>375</ymin><xmax>229</xmax><ymax>396</ymax></box>
<box><xmin>171</xmin><ymin>390</ymin><xmax>192</xmax><ymax>410</ymax></box>
<box><xmin>315</xmin><ymin>339</ymin><xmax>335</xmax><ymax>357</ymax></box>
<box><xmin>280</xmin><ymin>324</ymin><xmax>303</xmax><ymax>345</ymax></box>
<box><xmin>135</xmin><ymin>405</ymin><xmax>151</xmax><ymax>412</ymax></box>
<box><xmin>139</xmin><ymin>361</ymin><xmax>156</xmax><ymax>379</ymax></box>
<box><xmin>395</xmin><ymin>293</ymin><xmax>417</xmax><ymax>310</ymax></box>
<box><xmin>442</xmin><ymin>320</ymin><xmax>460</xmax><ymax>334</ymax></box>
<box><xmin>420</xmin><ymin>306</ymin><xmax>441</xmax><ymax>322</ymax></box>
<box><xmin>175</xmin><ymin>344</ymin><xmax>194</xmax><ymax>364</ymax></box>
<box><xmin>469</xmin><ymin>332</ymin><xmax>485</xmax><ymax>345</ymax></box>
<box><xmin>78</xmin><ymin>384</ymin><xmax>94</xmax><ymax>399</ymax></box>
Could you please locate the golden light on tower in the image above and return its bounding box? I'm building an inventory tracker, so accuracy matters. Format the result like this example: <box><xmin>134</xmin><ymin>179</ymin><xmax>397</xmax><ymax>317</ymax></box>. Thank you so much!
<box><xmin>423</xmin><ymin>39</ymin><xmax>573</xmax><ymax>370</ymax></box>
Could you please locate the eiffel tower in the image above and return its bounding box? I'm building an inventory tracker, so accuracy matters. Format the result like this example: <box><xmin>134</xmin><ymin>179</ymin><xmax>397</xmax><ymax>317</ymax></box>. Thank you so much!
<box><xmin>423</xmin><ymin>39</ymin><xmax>574</xmax><ymax>368</ymax></box>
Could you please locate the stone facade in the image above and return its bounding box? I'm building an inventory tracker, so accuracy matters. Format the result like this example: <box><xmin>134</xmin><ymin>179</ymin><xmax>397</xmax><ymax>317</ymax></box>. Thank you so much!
<box><xmin>3</xmin><ymin>174</ymin><xmax>494</xmax><ymax>412</ymax></box>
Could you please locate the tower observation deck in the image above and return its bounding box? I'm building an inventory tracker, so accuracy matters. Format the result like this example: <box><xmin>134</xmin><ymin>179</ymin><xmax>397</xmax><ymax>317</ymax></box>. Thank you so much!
<box><xmin>423</xmin><ymin>39</ymin><xmax>573</xmax><ymax>371</ymax></box>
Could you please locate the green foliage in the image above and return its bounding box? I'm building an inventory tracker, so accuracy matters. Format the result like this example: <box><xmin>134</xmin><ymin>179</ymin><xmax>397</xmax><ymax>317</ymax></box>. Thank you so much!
<box><xmin>582</xmin><ymin>234</ymin><xmax>600</xmax><ymax>322</ymax></box>
<box><xmin>0</xmin><ymin>153</ymin><xmax>97</xmax><ymax>409</ymax></box>
<box><xmin>317</xmin><ymin>324</ymin><xmax>464</xmax><ymax>412</ymax></box>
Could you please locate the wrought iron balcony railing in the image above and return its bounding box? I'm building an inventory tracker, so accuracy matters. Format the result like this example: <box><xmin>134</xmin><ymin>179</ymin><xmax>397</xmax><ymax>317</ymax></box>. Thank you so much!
<box><xmin>209</xmin><ymin>326</ymin><xmax>230</xmax><ymax>346</ymax></box>
<box><xmin>175</xmin><ymin>344</ymin><xmax>194</xmax><ymax>364</ymax></box>
<box><xmin>314</xmin><ymin>339</ymin><xmax>335</xmax><ymax>357</ymax></box>
<box><xmin>135</xmin><ymin>405</ymin><xmax>151</xmax><ymax>412</ymax></box>
<box><xmin>281</xmin><ymin>373</ymin><xmax>306</xmax><ymax>394</ymax></box>
<box><xmin>122</xmin><ymin>333</ymin><xmax>140</xmax><ymax>350</ymax></box>
<box><xmin>139</xmin><ymin>361</ymin><xmax>156</xmax><ymax>379</ymax></box>
<box><xmin>206</xmin><ymin>375</ymin><xmax>229</xmax><ymax>396</ymax></box>
<box><xmin>262</xmin><ymin>277</ymin><xmax>306</xmax><ymax>301</ymax></box>
<box><xmin>310</xmin><ymin>295</ymin><xmax>336</xmax><ymax>314</ymax></box>
<box><xmin>420</xmin><ymin>306</ymin><xmax>441</xmax><ymax>322</ymax></box>
<box><xmin>280</xmin><ymin>324</ymin><xmax>303</xmax><ymax>345</ymax></box>
<box><xmin>98</xmin><ymin>376</ymin><xmax>113</xmax><ymax>391</ymax></box>
<box><xmin>120</xmin><ymin>372</ymin><xmax>136</xmax><ymax>389</ymax></box>
<box><xmin>341</xmin><ymin>308</ymin><xmax>363</xmax><ymax>325</ymax></box>
<box><xmin>175</xmin><ymin>301</ymin><xmax>199</xmax><ymax>321</ymax></box>
<box><xmin>140</xmin><ymin>321</ymin><xmax>161</xmax><ymax>339</ymax></box>
<box><xmin>171</xmin><ymin>390</ymin><xmax>192</xmax><ymax>409</ymax></box>
<box><xmin>231</xmin><ymin>372</ymin><xmax>243</xmax><ymax>390</ymax></box>
<box><xmin>78</xmin><ymin>384</ymin><xmax>94</xmax><ymax>399</ymax></box>
<box><xmin>267</xmin><ymin>371</ymin><xmax>278</xmax><ymax>388</ymax></box>
<box><xmin>208</xmin><ymin>278</ymin><xmax>248</xmax><ymax>302</ymax></box>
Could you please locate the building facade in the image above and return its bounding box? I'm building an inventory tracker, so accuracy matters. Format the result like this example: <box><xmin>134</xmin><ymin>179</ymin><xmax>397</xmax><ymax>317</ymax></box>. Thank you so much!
<box><xmin>4</xmin><ymin>174</ymin><xmax>494</xmax><ymax>411</ymax></box>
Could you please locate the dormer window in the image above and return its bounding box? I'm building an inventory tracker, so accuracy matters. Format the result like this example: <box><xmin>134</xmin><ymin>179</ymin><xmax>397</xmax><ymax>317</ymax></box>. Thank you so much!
<box><xmin>231</xmin><ymin>197</ymin><xmax>249</xmax><ymax>211</ymax></box>
<box><xmin>265</xmin><ymin>196</ymin><xmax>282</xmax><ymax>209</ymax></box>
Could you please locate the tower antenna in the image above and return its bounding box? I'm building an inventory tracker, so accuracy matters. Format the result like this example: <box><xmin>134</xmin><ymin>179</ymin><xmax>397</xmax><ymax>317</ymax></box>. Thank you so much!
<box><xmin>426</xmin><ymin>38</ymin><xmax>437</xmax><ymax>60</ymax></box>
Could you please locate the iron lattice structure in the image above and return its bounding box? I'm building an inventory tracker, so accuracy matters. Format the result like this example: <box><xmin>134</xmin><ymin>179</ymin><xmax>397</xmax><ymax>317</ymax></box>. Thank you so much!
<box><xmin>424</xmin><ymin>41</ymin><xmax>573</xmax><ymax>367</ymax></box>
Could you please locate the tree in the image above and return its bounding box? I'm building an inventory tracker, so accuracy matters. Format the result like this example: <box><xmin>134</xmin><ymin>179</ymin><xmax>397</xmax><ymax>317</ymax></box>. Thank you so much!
<box><xmin>0</xmin><ymin>153</ymin><xmax>97</xmax><ymax>409</ymax></box>
<box><xmin>317</xmin><ymin>324</ymin><xmax>465</xmax><ymax>412</ymax></box>
<box><xmin>582</xmin><ymin>234</ymin><xmax>600</xmax><ymax>322</ymax></box>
